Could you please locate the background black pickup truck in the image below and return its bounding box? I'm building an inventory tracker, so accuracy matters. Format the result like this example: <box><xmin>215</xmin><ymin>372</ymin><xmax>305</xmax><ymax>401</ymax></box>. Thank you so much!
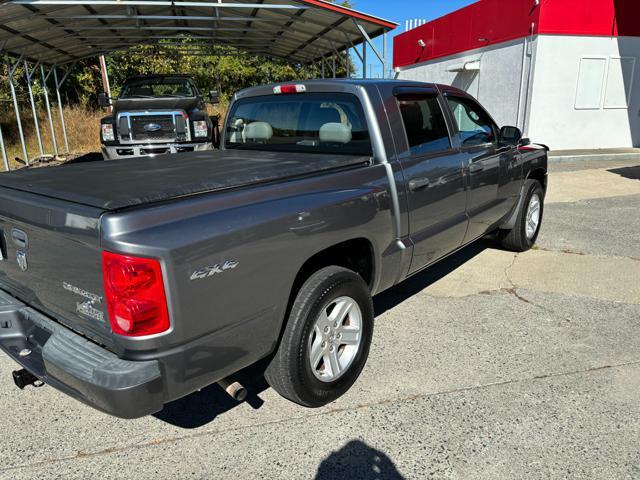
<box><xmin>0</xmin><ymin>80</ymin><xmax>547</xmax><ymax>418</ymax></box>
<box><xmin>99</xmin><ymin>74</ymin><xmax>219</xmax><ymax>160</ymax></box>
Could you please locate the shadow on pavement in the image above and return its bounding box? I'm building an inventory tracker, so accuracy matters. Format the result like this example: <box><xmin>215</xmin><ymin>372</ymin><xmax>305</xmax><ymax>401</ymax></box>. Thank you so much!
<box><xmin>608</xmin><ymin>165</ymin><xmax>640</xmax><ymax>181</ymax></box>
<box><xmin>374</xmin><ymin>238</ymin><xmax>494</xmax><ymax>316</ymax></box>
<box><xmin>153</xmin><ymin>359</ymin><xmax>270</xmax><ymax>429</ymax></box>
<box><xmin>315</xmin><ymin>440</ymin><xmax>406</xmax><ymax>480</ymax></box>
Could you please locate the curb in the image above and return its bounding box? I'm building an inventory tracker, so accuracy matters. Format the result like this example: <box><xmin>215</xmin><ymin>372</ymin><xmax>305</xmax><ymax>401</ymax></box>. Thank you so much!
<box><xmin>548</xmin><ymin>153</ymin><xmax>640</xmax><ymax>164</ymax></box>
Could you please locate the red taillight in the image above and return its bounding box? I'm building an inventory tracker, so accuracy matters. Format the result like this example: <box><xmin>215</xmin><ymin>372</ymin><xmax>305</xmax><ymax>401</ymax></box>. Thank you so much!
<box><xmin>273</xmin><ymin>84</ymin><xmax>306</xmax><ymax>95</ymax></box>
<box><xmin>102</xmin><ymin>252</ymin><xmax>170</xmax><ymax>337</ymax></box>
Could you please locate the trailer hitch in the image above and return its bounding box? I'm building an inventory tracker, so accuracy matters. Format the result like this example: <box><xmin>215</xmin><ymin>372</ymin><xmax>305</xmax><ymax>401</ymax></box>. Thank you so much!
<box><xmin>12</xmin><ymin>369</ymin><xmax>44</xmax><ymax>389</ymax></box>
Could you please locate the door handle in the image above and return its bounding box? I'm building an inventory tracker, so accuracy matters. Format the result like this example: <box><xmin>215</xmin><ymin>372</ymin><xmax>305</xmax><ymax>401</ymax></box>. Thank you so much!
<box><xmin>469</xmin><ymin>162</ymin><xmax>484</xmax><ymax>173</ymax></box>
<box><xmin>408</xmin><ymin>177</ymin><xmax>431</xmax><ymax>191</ymax></box>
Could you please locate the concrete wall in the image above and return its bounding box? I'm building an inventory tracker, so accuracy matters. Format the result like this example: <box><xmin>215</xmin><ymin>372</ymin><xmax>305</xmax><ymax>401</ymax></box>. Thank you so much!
<box><xmin>396</xmin><ymin>38</ymin><xmax>531</xmax><ymax>130</ymax></box>
<box><xmin>527</xmin><ymin>35</ymin><xmax>640</xmax><ymax>150</ymax></box>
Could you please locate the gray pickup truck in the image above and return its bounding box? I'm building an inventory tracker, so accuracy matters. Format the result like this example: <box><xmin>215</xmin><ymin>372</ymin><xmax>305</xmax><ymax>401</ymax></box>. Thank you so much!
<box><xmin>0</xmin><ymin>80</ymin><xmax>547</xmax><ymax>418</ymax></box>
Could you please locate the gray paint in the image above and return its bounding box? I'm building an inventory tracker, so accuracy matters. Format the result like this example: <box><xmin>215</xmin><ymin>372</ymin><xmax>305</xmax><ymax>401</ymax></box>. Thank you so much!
<box><xmin>0</xmin><ymin>79</ymin><xmax>547</xmax><ymax>417</ymax></box>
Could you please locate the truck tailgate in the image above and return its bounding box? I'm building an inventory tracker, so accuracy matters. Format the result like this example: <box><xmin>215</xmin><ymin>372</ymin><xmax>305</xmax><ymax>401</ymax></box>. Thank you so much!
<box><xmin>0</xmin><ymin>188</ymin><xmax>113</xmax><ymax>348</ymax></box>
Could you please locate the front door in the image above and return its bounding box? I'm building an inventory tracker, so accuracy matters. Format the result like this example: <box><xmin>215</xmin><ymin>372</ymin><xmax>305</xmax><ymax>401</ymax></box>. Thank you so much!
<box><xmin>444</xmin><ymin>93</ymin><xmax>514</xmax><ymax>242</ymax></box>
<box><xmin>395</xmin><ymin>90</ymin><xmax>468</xmax><ymax>273</ymax></box>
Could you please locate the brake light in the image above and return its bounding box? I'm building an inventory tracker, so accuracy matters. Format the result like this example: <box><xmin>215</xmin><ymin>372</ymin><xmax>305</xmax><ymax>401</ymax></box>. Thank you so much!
<box><xmin>274</xmin><ymin>84</ymin><xmax>306</xmax><ymax>95</ymax></box>
<box><xmin>102</xmin><ymin>252</ymin><xmax>170</xmax><ymax>337</ymax></box>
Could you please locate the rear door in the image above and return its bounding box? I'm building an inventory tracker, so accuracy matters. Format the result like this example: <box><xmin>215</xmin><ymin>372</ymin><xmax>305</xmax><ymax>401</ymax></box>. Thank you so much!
<box><xmin>394</xmin><ymin>88</ymin><xmax>468</xmax><ymax>273</ymax></box>
<box><xmin>442</xmin><ymin>91</ymin><xmax>517</xmax><ymax>243</ymax></box>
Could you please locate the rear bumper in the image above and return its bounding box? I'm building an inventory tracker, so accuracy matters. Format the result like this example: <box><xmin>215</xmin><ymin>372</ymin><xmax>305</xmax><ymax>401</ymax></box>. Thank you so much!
<box><xmin>101</xmin><ymin>142</ymin><xmax>213</xmax><ymax>160</ymax></box>
<box><xmin>0</xmin><ymin>288</ymin><xmax>163</xmax><ymax>419</ymax></box>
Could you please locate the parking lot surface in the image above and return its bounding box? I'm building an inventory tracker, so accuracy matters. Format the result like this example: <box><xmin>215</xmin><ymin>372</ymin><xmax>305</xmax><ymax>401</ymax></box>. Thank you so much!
<box><xmin>0</xmin><ymin>159</ymin><xmax>639</xmax><ymax>480</ymax></box>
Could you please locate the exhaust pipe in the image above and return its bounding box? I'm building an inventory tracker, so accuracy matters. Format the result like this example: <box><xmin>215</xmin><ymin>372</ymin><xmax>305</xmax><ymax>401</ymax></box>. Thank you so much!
<box><xmin>217</xmin><ymin>377</ymin><xmax>247</xmax><ymax>402</ymax></box>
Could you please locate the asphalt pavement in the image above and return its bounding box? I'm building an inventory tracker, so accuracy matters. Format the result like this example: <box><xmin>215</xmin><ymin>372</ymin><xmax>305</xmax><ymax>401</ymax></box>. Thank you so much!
<box><xmin>0</xmin><ymin>158</ymin><xmax>638</xmax><ymax>480</ymax></box>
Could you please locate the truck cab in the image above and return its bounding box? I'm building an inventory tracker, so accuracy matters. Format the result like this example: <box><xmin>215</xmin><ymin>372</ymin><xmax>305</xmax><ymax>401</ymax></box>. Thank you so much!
<box><xmin>99</xmin><ymin>75</ymin><xmax>219</xmax><ymax>160</ymax></box>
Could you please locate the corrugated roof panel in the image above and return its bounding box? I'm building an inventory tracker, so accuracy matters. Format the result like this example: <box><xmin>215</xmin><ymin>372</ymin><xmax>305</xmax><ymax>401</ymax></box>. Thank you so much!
<box><xmin>0</xmin><ymin>0</ymin><xmax>397</xmax><ymax>65</ymax></box>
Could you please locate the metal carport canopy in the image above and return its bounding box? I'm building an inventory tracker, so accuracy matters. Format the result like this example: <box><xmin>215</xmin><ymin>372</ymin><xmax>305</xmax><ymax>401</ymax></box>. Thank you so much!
<box><xmin>0</xmin><ymin>0</ymin><xmax>398</xmax><ymax>66</ymax></box>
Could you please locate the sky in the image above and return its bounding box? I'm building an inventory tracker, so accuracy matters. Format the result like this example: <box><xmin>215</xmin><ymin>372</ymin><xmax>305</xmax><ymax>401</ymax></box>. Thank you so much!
<box><xmin>346</xmin><ymin>0</ymin><xmax>478</xmax><ymax>77</ymax></box>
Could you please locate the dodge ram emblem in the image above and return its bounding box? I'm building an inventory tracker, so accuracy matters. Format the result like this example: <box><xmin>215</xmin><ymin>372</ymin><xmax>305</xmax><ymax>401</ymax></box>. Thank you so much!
<box><xmin>144</xmin><ymin>123</ymin><xmax>162</xmax><ymax>132</ymax></box>
<box><xmin>16</xmin><ymin>251</ymin><xmax>28</xmax><ymax>271</ymax></box>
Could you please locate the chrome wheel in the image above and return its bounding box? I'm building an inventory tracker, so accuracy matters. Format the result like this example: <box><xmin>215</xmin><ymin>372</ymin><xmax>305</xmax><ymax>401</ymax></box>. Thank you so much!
<box><xmin>525</xmin><ymin>193</ymin><xmax>541</xmax><ymax>240</ymax></box>
<box><xmin>308</xmin><ymin>296</ymin><xmax>363</xmax><ymax>383</ymax></box>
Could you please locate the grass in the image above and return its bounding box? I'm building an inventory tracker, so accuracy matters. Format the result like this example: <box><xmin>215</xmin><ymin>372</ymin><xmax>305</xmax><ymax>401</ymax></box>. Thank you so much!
<box><xmin>1</xmin><ymin>106</ymin><xmax>103</xmax><ymax>170</ymax></box>
<box><xmin>1</xmin><ymin>103</ymin><xmax>228</xmax><ymax>171</ymax></box>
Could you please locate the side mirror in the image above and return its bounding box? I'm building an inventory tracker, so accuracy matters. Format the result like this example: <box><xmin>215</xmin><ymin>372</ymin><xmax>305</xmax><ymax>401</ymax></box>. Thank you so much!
<box><xmin>500</xmin><ymin>126</ymin><xmax>523</xmax><ymax>146</ymax></box>
<box><xmin>209</xmin><ymin>90</ymin><xmax>220</xmax><ymax>105</ymax></box>
<box><xmin>98</xmin><ymin>92</ymin><xmax>111</xmax><ymax>108</ymax></box>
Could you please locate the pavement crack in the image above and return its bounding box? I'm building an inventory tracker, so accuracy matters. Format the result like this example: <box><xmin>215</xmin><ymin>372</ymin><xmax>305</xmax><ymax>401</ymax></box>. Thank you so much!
<box><xmin>3</xmin><ymin>361</ymin><xmax>640</xmax><ymax>473</ymax></box>
<box><xmin>503</xmin><ymin>254</ymin><xmax>533</xmax><ymax>306</ymax></box>
<box><xmin>501</xmin><ymin>253</ymin><xmax>575</xmax><ymax>322</ymax></box>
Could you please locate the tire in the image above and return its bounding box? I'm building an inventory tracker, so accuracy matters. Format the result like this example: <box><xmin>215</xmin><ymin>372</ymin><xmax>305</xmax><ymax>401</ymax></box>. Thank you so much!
<box><xmin>265</xmin><ymin>266</ymin><xmax>374</xmax><ymax>408</ymax></box>
<box><xmin>498</xmin><ymin>179</ymin><xmax>545</xmax><ymax>252</ymax></box>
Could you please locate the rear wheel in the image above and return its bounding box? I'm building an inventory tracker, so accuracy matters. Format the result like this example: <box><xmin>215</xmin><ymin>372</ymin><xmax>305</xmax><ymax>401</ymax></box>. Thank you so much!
<box><xmin>498</xmin><ymin>179</ymin><xmax>545</xmax><ymax>252</ymax></box>
<box><xmin>265</xmin><ymin>266</ymin><xmax>374</xmax><ymax>408</ymax></box>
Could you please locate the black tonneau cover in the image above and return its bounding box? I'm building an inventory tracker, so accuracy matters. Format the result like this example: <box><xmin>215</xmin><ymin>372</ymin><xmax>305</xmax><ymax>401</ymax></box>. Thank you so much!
<box><xmin>0</xmin><ymin>150</ymin><xmax>370</xmax><ymax>211</ymax></box>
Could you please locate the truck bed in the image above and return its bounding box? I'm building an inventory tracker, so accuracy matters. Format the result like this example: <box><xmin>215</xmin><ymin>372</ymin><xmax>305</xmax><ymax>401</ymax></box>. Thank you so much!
<box><xmin>0</xmin><ymin>150</ymin><xmax>371</xmax><ymax>211</ymax></box>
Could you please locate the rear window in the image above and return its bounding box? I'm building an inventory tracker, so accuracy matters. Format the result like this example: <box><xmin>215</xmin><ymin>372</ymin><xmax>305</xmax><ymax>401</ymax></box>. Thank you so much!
<box><xmin>397</xmin><ymin>94</ymin><xmax>451</xmax><ymax>155</ymax></box>
<box><xmin>224</xmin><ymin>92</ymin><xmax>372</xmax><ymax>156</ymax></box>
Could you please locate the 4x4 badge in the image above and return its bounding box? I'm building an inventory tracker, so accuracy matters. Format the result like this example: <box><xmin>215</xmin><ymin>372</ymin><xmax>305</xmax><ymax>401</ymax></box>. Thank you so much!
<box><xmin>16</xmin><ymin>251</ymin><xmax>28</xmax><ymax>271</ymax></box>
<box><xmin>190</xmin><ymin>260</ymin><xmax>239</xmax><ymax>281</ymax></box>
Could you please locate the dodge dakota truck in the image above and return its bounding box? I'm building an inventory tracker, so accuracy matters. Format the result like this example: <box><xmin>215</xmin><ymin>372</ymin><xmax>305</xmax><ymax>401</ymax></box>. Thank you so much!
<box><xmin>0</xmin><ymin>80</ymin><xmax>547</xmax><ymax>418</ymax></box>
<box><xmin>99</xmin><ymin>74</ymin><xmax>219</xmax><ymax>160</ymax></box>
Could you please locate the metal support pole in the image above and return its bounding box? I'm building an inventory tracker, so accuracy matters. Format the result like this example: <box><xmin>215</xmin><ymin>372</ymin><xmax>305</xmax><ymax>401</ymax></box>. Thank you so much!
<box><xmin>25</xmin><ymin>60</ymin><xmax>44</xmax><ymax>159</ymax></box>
<box><xmin>6</xmin><ymin>56</ymin><xmax>29</xmax><ymax>164</ymax></box>
<box><xmin>99</xmin><ymin>55</ymin><xmax>113</xmax><ymax>113</ymax></box>
<box><xmin>54</xmin><ymin>67</ymin><xmax>70</xmax><ymax>154</ymax></box>
<box><xmin>362</xmin><ymin>42</ymin><xmax>367</xmax><ymax>79</ymax></box>
<box><xmin>383</xmin><ymin>31</ymin><xmax>388</xmax><ymax>79</ymax></box>
<box><xmin>332</xmin><ymin>55</ymin><xmax>336</xmax><ymax>79</ymax></box>
<box><xmin>346</xmin><ymin>48</ymin><xmax>350</xmax><ymax>78</ymax></box>
<box><xmin>0</xmin><ymin>124</ymin><xmax>8</xmax><ymax>171</ymax></box>
<box><xmin>41</xmin><ymin>65</ymin><xmax>58</xmax><ymax>158</ymax></box>
<box><xmin>321</xmin><ymin>57</ymin><xmax>325</xmax><ymax>79</ymax></box>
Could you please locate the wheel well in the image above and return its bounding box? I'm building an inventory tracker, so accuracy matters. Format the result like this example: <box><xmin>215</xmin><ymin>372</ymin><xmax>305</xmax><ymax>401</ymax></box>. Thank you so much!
<box><xmin>292</xmin><ymin>239</ymin><xmax>375</xmax><ymax>294</ymax></box>
<box><xmin>528</xmin><ymin>167</ymin><xmax>548</xmax><ymax>191</ymax></box>
<box><xmin>272</xmin><ymin>239</ymin><xmax>375</xmax><ymax>352</ymax></box>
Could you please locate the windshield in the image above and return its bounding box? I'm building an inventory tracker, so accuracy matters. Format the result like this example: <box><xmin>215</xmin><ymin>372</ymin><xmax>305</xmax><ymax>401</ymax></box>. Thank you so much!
<box><xmin>224</xmin><ymin>92</ymin><xmax>372</xmax><ymax>156</ymax></box>
<box><xmin>120</xmin><ymin>78</ymin><xmax>196</xmax><ymax>99</ymax></box>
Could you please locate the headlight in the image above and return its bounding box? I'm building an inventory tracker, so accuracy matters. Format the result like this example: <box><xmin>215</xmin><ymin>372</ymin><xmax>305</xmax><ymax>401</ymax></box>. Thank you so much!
<box><xmin>193</xmin><ymin>120</ymin><xmax>208</xmax><ymax>138</ymax></box>
<box><xmin>102</xmin><ymin>124</ymin><xmax>115</xmax><ymax>142</ymax></box>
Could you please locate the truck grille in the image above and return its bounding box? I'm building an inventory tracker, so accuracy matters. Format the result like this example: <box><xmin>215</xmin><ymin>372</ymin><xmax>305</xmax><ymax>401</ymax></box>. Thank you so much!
<box><xmin>130</xmin><ymin>115</ymin><xmax>176</xmax><ymax>142</ymax></box>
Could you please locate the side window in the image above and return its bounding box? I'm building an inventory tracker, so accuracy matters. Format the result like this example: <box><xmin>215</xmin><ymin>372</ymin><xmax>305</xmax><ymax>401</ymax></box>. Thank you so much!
<box><xmin>397</xmin><ymin>94</ymin><xmax>451</xmax><ymax>155</ymax></box>
<box><xmin>446</xmin><ymin>96</ymin><xmax>498</xmax><ymax>147</ymax></box>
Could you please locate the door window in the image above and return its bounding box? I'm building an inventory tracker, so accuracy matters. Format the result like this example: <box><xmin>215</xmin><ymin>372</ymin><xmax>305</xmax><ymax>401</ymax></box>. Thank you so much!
<box><xmin>397</xmin><ymin>94</ymin><xmax>451</xmax><ymax>155</ymax></box>
<box><xmin>446</xmin><ymin>96</ymin><xmax>498</xmax><ymax>147</ymax></box>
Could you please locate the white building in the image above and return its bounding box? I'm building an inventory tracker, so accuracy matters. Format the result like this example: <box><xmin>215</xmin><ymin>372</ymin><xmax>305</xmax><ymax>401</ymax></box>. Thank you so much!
<box><xmin>394</xmin><ymin>0</ymin><xmax>640</xmax><ymax>151</ymax></box>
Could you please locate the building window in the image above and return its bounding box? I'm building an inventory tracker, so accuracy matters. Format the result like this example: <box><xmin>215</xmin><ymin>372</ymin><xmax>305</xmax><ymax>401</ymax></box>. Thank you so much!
<box><xmin>575</xmin><ymin>56</ymin><xmax>637</xmax><ymax>110</ymax></box>
<box><xmin>575</xmin><ymin>57</ymin><xmax>608</xmax><ymax>110</ymax></box>
<box><xmin>604</xmin><ymin>57</ymin><xmax>636</xmax><ymax>109</ymax></box>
